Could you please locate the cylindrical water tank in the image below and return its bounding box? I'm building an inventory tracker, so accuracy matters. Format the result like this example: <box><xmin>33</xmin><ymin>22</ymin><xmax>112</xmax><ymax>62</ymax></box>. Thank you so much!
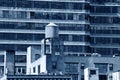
<box><xmin>45</xmin><ymin>23</ymin><xmax>59</xmax><ymax>38</ymax></box>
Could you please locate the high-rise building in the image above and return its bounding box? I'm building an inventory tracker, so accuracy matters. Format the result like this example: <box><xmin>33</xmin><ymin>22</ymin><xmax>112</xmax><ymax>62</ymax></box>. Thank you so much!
<box><xmin>0</xmin><ymin>0</ymin><xmax>89</xmax><ymax>75</ymax></box>
<box><xmin>0</xmin><ymin>0</ymin><xmax>119</xmax><ymax>76</ymax></box>
<box><xmin>25</xmin><ymin>22</ymin><xmax>120</xmax><ymax>80</ymax></box>
<box><xmin>90</xmin><ymin>0</ymin><xmax>120</xmax><ymax>56</ymax></box>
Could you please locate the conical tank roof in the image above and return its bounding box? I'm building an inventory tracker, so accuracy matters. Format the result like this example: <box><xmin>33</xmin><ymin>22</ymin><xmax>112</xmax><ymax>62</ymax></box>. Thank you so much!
<box><xmin>46</xmin><ymin>23</ymin><xmax>58</xmax><ymax>27</ymax></box>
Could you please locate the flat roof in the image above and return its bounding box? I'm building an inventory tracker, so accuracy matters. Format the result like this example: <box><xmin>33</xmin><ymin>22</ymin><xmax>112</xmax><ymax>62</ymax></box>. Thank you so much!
<box><xmin>6</xmin><ymin>75</ymin><xmax>71</xmax><ymax>79</ymax></box>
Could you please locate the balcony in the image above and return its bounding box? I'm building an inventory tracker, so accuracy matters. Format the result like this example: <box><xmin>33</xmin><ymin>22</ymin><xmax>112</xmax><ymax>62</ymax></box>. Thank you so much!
<box><xmin>23</xmin><ymin>0</ymin><xmax>87</xmax><ymax>3</ymax></box>
<box><xmin>15</xmin><ymin>63</ymin><xmax>26</xmax><ymax>66</ymax></box>
<box><xmin>90</xmin><ymin>13</ymin><xmax>118</xmax><ymax>17</ymax></box>
<box><xmin>59</xmin><ymin>31</ymin><xmax>89</xmax><ymax>35</ymax></box>
<box><xmin>0</xmin><ymin>29</ymin><xmax>90</xmax><ymax>35</ymax></box>
<box><xmin>90</xmin><ymin>24</ymin><xmax>120</xmax><ymax>27</ymax></box>
<box><xmin>0</xmin><ymin>7</ymin><xmax>89</xmax><ymax>14</ymax></box>
<box><xmin>15</xmin><ymin>51</ymin><xmax>27</xmax><ymax>55</ymax></box>
<box><xmin>0</xmin><ymin>29</ymin><xmax>44</xmax><ymax>34</ymax></box>
<box><xmin>90</xmin><ymin>2</ymin><xmax>119</xmax><ymax>6</ymax></box>
<box><xmin>0</xmin><ymin>40</ymin><xmax>90</xmax><ymax>46</ymax></box>
<box><xmin>0</xmin><ymin>40</ymin><xmax>41</xmax><ymax>45</ymax></box>
<box><xmin>0</xmin><ymin>18</ymin><xmax>89</xmax><ymax>24</ymax></box>
<box><xmin>64</xmin><ymin>41</ymin><xmax>90</xmax><ymax>45</ymax></box>
<box><xmin>90</xmin><ymin>34</ymin><xmax>120</xmax><ymax>38</ymax></box>
<box><xmin>90</xmin><ymin>44</ymin><xmax>120</xmax><ymax>48</ymax></box>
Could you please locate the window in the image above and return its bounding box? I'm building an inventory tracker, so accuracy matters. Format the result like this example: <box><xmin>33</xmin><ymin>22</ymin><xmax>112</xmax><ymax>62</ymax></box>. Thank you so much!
<box><xmin>33</xmin><ymin>67</ymin><xmax>36</xmax><ymax>73</ymax></box>
<box><xmin>22</xmin><ymin>68</ymin><xmax>26</xmax><ymax>74</ymax></box>
<box><xmin>51</xmin><ymin>13</ymin><xmax>66</xmax><ymax>20</ymax></box>
<box><xmin>94</xmin><ymin>48</ymin><xmax>111</xmax><ymax>55</ymax></box>
<box><xmin>2</xmin><ymin>10</ymin><xmax>27</xmax><ymax>19</ymax></box>
<box><xmin>15</xmin><ymin>66</ymin><xmax>26</xmax><ymax>74</ymax></box>
<box><xmin>34</xmin><ymin>12</ymin><xmax>49</xmax><ymax>19</ymax></box>
<box><xmin>0</xmin><ymin>66</ymin><xmax>4</xmax><ymax>75</ymax></box>
<box><xmin>112</xmin><ymin>38</ymin><xmax>120</xmax><ymax>44</ymax></box>
<box><xmin>81</xmin><ymin>63</ymin><xmax>85</xmax><ymax>69</ymax></box>
<box><xmin>73</xmin><ymin>3</ymin><xmax>84</xmax><ymax>10</ymax></box>
<box><xmin>45</xmin><ymin>45</ymin><xmax>51</xmax><ymax>54</ymax></box>
<box><xmin>71</xmin><ymin>74</ymin><xmax>78</xmax><ymax>80</ymax></box>
<box><xmin>79</xmin><ymin>14</ymin><xmax>85</xmax><ymax>20</ymax></box>
<box><xmin>99</xmin><ymin>75</ymin><xmax>107</xmax><ymax>80</ymax></box>
<box><xmin>52</xmin><ymin>62</ymin><xmax>57</xmax><ymax>69</ymax></box>
<box><xmin>0</xmin><ymin>10</ymin><xmax>3</xmax><ymax>18</ymax></box>
<box><xmin>68</xmin><ymin>13</ymin><xmax>73</xmax><ymax>20</ymax></box>
<box><xmin>81</xmin><ymin>75</ymin><xmax>84</xmax><ymax>80</ymax></box>
<box><xmin>0</xmin><ymin>44</ymin><xmax>29</xmax><ymax>51</ymax></box>
<box><xmin>90</xmin><ymin>70</ymin><xmax>96</xmax><ymax>75</ymax></box>
<box><xmin>0</xmin><ymin>55</ymin><xmax>4</xmax><ymax>62</ymax></box>
<box><xmin>3</xmin><ymin>10</ymin><xmax>9</xmax><ymax>18</ymax></box>
<box><xmin>34</xmin><ymin>12</ymin><xmax>68</xmax><ymax>20</ymax></box>
<box><xmin>38</xmin><ymin>65</ymin><xmax>40</xmax><ymax>74</ymax></box>
<box><xmin>64</xmin><ymin>45</ymin><xmax>85</xmax><ymax>52</ymax></box>
<box><xmin>65</xmin><ymin>62</ymin><xmax>78</xmax><ymax>73</ymax></box>
<box><xmin>18</xmin><ymin>68</ymin><xmax>21</xmax><ymax>73</ymax></box>
<box><xmin>59</xmin><ymin>34</ymin><xmax>69</xmax><ymax>41</ymax></box>
<box><xmin>51</xmin><ymin>2</ymin><xmax>67</xmax><ymax>9</ymax></box>
<box><xmin>0</xmin><ymin>1</ymin><xmax>86</xmax><ymax>10</ymax></box>
<box><xmin>94</xmin><ymin>37</ymin><xmax>111</xmax><ymax>44</ymax></box>
<box><xmin>72</xmin><ymin>35</ymin><xmax>84</xmax><ymax>41</ymax></box>
<box><xmin>59</xmin><ymin>24</ymin><xmax>85</xmax><ymax>31</ymax></box>
<box><xmin>91</xmin><ymin>0</ymin><xmax>117</xmax><ymax>3</ymax></box>
<box><xmin>95</xmin><ymin>63</ymin><xmax>108</xmax><ymax>73</ymax></box>
<box><xmin>15</xmin><ymin>55</ymin><xmax>26</xmax><ymax>63</ymax></box>
<box><xmin>17</xmin><ymin>11</ymin><xmax>27</xmax><ymax>19</ymax></box>
<box><xmin>113</xmin><ymin>17</ymin><xmax>120</xmax><ymax>24</ymax></box>
<box><xmin>90</xmin><ymin>16</ymin><xmax>112</xmax><ymax>23</ymax></box>
<box><xmin>34</xmin><ymin>1</ymin><xmax>49</xmax><ymax>8</ymax></box>
<box><xmin>30</xmin><ymin>12</ymin><xmax>35</xmax><ymax>19</ymax></box>
<box><xmin>109</xmin><ymin>64</ymin><xmax>113</xmax><ymax>71</ymax></box>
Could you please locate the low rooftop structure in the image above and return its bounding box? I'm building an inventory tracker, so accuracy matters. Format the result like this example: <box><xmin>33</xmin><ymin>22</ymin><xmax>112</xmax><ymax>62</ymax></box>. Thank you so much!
<box><xmin>0</xmin><ymin>75</ymin><xmax>72</xmax><ymax>80</ymax></box>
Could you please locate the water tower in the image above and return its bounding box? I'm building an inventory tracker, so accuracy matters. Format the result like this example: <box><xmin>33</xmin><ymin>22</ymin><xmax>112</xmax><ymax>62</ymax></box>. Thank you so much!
<box><xmin>43</xmin><ymin>23</ymin><xmax>63</xmax><ymax>73</ymax></box>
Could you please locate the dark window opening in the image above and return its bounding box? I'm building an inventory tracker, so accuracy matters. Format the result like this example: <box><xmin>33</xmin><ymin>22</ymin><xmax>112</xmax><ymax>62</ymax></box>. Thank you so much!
<box><xmin>33</xmin><ymin>67</ymin><xmax>36</xmax><ymax>73</ymax></box>
<box><xmin>90</xmin><ymin>70</ymin><xmax>96</xmax><ymax>75</ymax></box>
<box><xmin>52</xmin><ymin>62</ymin><xmax>57</xmax><ymax>69</ymax></box>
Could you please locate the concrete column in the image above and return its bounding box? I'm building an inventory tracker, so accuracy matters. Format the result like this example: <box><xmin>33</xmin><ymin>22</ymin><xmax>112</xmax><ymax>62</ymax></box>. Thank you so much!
<box><xmin>4</xmin><ymin>50</ymin><xmax>15</xmax><ymax>75</ymax></box>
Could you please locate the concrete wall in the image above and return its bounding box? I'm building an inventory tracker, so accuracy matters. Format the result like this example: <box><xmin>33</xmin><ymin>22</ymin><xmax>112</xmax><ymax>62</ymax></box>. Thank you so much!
<box><xmin>0</xmin><ymin>75</ymin><xmax>7</xmax><ymax>80</ymax></box>
<box><xmin>84</xmin><ymin>68</ymin><xmax>99</xmax><ymax>80</ymax></box>
<box><xmin>112</xmin><ymin>72</ymin><xmax>120</xmax><ymax>80</ymax></box>
<box><xmin>28</xmin><ymin>55</ymin><xmax>46</xmax><ymax>75</ymax></box>
<box><xmin>27</xmin><ymin>46</ymin><xmax>46</xmax><ymax>75</ymax></box>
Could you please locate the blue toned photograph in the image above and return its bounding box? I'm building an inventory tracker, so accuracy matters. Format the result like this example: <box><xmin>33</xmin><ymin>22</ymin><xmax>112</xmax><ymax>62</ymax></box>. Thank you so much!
<box><xmin>0</xmin><ymin>0</ymin><xmax>119</xmax><ymax>80</ymax></box>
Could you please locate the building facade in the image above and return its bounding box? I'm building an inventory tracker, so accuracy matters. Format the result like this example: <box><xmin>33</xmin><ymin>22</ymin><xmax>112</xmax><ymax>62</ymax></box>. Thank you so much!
<box><xmin>90</xmin><ymin>0</ymin><xmax>120</xmax><ymax>55</ymax></box>
<box><xmin>0</xmin><ymin>0</ymin><xmax>89</xmax><ymax>76</ymax></box>
<box><xmin>27</xmin><ymin>46</ymin><xmax>120</xmax><ymax>80</ymax></box>
<box><xmin>0</xmin><ymin>0</ymin><xmax>120</xmax><ymax>76</ymax></box>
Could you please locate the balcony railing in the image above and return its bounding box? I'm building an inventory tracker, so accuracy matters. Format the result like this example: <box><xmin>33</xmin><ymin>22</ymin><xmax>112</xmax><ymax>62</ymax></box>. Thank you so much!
<box><xmin>90</xmin><ymin>2</ymin><xmax>119</xmax><ymax>6</ymax></box>
<box><xmin>90</xmin><ymin>34</ymin><xmax>120</xmax><ymax>37</ymax></box>
<box><xmin>0</xmin><ymin>29</ymin><xmax>90</xmax><ymax>35</ymax></box>
<box><xmin>0</xmin><ymin>29</ymin><xmax>44</xmax><ymax>34</ymax></box>
<box><xmin>90</xmin><ymin>44</ymin><xmax>120</xmax><ymax>48</ymax></box>
<box><xmin>0</xmin><ymin>40</ymin><xmax>90</xmax><ymax>46</ymax></box>
<box><xmin>0</xmin><ymin>7</ymin><xmax>89</xmax><ymax>14</ymax></box>
<box><xmin>0</xmin><ymin>18</ymin><xmax>89</xmax><ymax>24</ymax></box>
